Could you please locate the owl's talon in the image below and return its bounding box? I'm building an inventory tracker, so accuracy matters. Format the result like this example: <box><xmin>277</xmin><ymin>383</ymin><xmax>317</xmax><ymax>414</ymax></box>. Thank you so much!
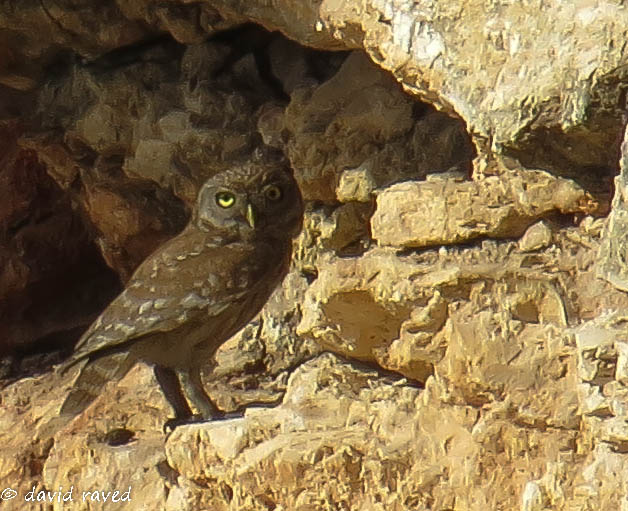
<box><xmin>163</xmin><ymin>414</ymin><xmax>202</xmax><ymax>433</ymax></box>
<box><xmin>163</xmin><ymin>411</ymin><xmax>245</xmax><ymax>433</ymax></box>
<box><xmin>205</xmin><ymin>410</ymin><xmax>244</xmax><ymax>421</ymax></box>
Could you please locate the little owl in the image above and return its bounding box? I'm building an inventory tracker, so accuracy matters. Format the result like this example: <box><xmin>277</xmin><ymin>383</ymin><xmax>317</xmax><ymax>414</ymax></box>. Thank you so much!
<box><xmin>60</xmin><ymin>153</ymin><xmax>304</xmax><ymax>425</ymax></box>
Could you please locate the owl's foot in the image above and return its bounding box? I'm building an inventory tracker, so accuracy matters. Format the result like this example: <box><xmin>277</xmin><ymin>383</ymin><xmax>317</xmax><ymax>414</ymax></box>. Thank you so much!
<box><xmin>163</xmin><ymin>414</ymin><xmax>205</xmax><ymax>433</ymax></box>
<box><xmin>157</xmin><ymin>365</ymin><xmax>233</xmax><ymax>432</ymax></box>
<box><xmin>163</xmin><ymin>410</ymin><xmax>246</xmax><ymax>433</ymax></box>
<box><xmin>155</xmin><ymin>365</ymin><xmax>223</xmax><ymax>417</ymax></box>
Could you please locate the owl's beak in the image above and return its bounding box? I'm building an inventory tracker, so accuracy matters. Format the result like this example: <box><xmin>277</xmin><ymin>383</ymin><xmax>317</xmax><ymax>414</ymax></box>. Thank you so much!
<box><xmin>245</xmin><ymin>203</ymin><xmax>256</xmax><ymax>229</ymax></box>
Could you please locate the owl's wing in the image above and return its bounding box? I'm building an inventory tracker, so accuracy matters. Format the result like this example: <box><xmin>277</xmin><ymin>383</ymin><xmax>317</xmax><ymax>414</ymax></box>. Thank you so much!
<box><xmin>68</xmin><ymin>230</ymin><xmax>272</xmax><ymax>365</ymax></box>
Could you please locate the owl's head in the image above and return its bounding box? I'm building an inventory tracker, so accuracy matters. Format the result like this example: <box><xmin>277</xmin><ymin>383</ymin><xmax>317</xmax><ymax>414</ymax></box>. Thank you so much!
<box><xmin>195</xmin><ymin>156</ymin><xmax>304</xmax><ymax>242</ymax></box>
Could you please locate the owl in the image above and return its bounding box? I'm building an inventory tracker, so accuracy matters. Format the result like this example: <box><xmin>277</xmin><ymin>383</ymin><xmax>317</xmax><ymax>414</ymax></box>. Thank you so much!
<box><xmin>60</xmin><ymin>154</ymin><xmax>304</xmax><ymax>426</ymax></box>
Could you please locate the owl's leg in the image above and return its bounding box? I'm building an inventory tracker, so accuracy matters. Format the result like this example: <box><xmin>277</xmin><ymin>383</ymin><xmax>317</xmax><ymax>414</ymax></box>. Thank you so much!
<box><xmin>153</xmin><ymin>365</ymin><xmax>193</xmax><ymax>419</ymax></box>
<box><xmin>177</xmin><ymin>366</ymin><xmax>224</xmax><ymax>420</ymax></box>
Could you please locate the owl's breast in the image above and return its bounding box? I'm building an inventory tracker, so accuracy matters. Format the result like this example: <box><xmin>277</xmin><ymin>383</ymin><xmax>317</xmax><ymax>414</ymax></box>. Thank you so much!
<box><xmin>145</xmin><ymin>238</ymin><xmax>292</xmax><ymax>367</ymax></box>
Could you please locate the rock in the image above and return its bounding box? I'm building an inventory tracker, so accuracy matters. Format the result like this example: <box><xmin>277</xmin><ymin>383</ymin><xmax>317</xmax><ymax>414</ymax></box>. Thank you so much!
<box><xmin>165</xmin><ymin>354</ymin><xmax>421</xmax><ymax>510</ymax></box>
<box><xmin>317</xmin><ymin>0</ymin><xmax>628</xmax><ymax>175</ymax></box>
<box><xmin>577</xmin><ymin>384</ymin><xmax>612</xmax><ymax>417</ymax></box>
<box><xmin>507</xmin><ymin>281</ymin><xmax>567</xmax><ymax>326</ymax></box>
<box><xmin>335</xmin><ymin>166</ymin><xmax>376</xmax><ymax>203</ymax></box>
<box><xmin>166</xmin><ymin>419</ymin><xmax>248</xmax><ymax>480</ymax></box>
<box><xmin>572</xmin><ymin>444</ymin><xmax>628</xmax><ymax>509</ymax></box>
<box><xmin>580</xmin><ymin>215</ymin><xmax>606</xmax><ymax>237</ymax></box>
<box><xmin>0</xmin><ymin>363</ymin><xmax>172</xmax><ymax>511</ymax></box>
<box><xmin>3</xmin><ymin>216</ymin><xmax>628</xmax><ymax>508</ymax></box>
<box><xmin>521</xmin><ymin>463</ymin><xmax>566</xmax><ymax>511</ymax></box>
<box><xmin>376</xmin><ymin>291</ymin><xmax>448</xmax><ymax>382</ymax></box>
<box><xmin>616</xmin><ymin>342</ymin><xmax>628</xmax><ymax>387</ymax></box>
<box><xmin>372</xmin><ymin>169</ymin><xmax>598</xmax><ymax>248</ymax></box>
<box><xmin>283</xmin><ymin>51</ymin><xmax>473</xmax><ymax>201</ymax></box>
<box><xmin>522</xmin><ymin>481</ymin><xmax>546</xmax><ymax>511</ymax></box>
<box><xmin>3</xmin><ymin>2</ymin><xmax>628</xmax><ymax>509</ymax></box>
<box><xmin>79</xmin><ymin>176</ymin><xmax>187</xmax><ymax>281</ymax></box>
<box><xmin>518</xmin><ymin>221</ymin><xmax>552</xmax><ymax>252</ymax></box>
<box><xmin>574</xmin><ymin>316</ymin><xmax>618</xmax><ymax>384</ymax></box>
<box><xmin>4</xmin><ymin>0</ymin><xmax>628</xmax><ymax>177</ymax></box>
<box><xmin>297</xmin><ymin>249</ymin><xmax>421</xmax><ymax>364</ymax></box>
<box><xmin>598</xmin><ymin>124</ymin><xmax>628</xmax><ymax>292</ymax></box>
<box><xmin>318</xmin><ymin>202</ymin><xmax>373</xmax><ymax>254</ymax></box>
<box><xmin>123</xmin><ymin>139</ymin><xmax>175</xmax><ymax>186</ymax></box>
<box><xmin>0</xmin><ymin>130</ymin><xmax>120</xmax><ymax>358</ymax></box>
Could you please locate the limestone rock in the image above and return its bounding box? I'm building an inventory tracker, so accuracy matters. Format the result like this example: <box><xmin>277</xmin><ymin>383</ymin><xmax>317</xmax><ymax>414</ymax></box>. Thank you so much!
<box><xmin>335</xmin><ymin>166</ymin><xmax>376</xmax><ymax>203</ymax></box>
<box><xmin>297</xmin><ymin>249</ymin><xmax>422</xmax><ymax>364</ymax></box>
<box><xmin>3</xmin><ymin>2</ymin><xmax>628</xmax><ymax>509</ymax></box>
<box><xmin>518</xmin><ymin>221</ymin><xmax>553</xmax><ymax>252</ymax></box>
<box><xmin>317</xmin><ymin>0</ymin><xmax>628</xmax><ymax>175</ymax></box>
<box><xmin>378</xmin><ymin>291</ymin><xmax>448</xmax><ymax>382</ymax></box>
<box><xmin>0</xmin><ymin>128</ymin><xmax>119</xmax><ymax>358</ymax></box>
<box><xmin>598</xmin><ymin>125</ymin><xmax>628</xmax><ymax>292</ymax></box>
<box><xmin>574</xmin><ymin>316</ymin><xmax>618</xmax><ymax>384</ymax></box>
<box><xmin>283</xmin><ymin>51</ymin><xmax>473</xmax><ymax>201</ymax></box>
<box><xmin>314</xmin><ymin>202</ymin><xmax>373</xmax><ymax>255</ymax></box>
<box><xmin>372</xmin><ymin>169</ymin><xmax>598</xmax><ymax>248</ymax></box>
<box><xmin>2</xmin><ymin>215</ymin><xmax>628</xmax><ymax>509</ymax></box>
<box><xmin>4</xmin><ymin>0</ymin><xmax>627</xmax><ymax>178</ymax></box>
<box><xmin>165</xmin><ymin>354</ymin><xmax>422</xmax><ymax>510</ymax></box>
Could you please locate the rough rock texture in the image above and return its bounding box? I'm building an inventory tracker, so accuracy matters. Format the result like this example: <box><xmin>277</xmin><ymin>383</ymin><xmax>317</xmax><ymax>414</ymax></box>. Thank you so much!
<box><xmin>316</xmin><ymin>0</ymin><xmax>628</xmax><ymax>182</ymax></box>
<box><xmin>0</xmin><ymin>123</ymin><xmax>120</xmax><ymax>363</ymax></box>
<box><xmin>371</xmin><ymin>169</ymin><xmax>600</xmax><ymax>248</ymax></box>
<box><xmin>281</xmin><ymin>51</ymin><xmax>473</xmax><ymax>202</ymax></box>
<box><xmin>2</xmin><ymin>1</ymin><xmax>628</xmax><ymax>510</ymax></box>
<box><xmin>598</xmin><ymin>126</ymin><xmax>628</xmax><ymax>292</ymax></box>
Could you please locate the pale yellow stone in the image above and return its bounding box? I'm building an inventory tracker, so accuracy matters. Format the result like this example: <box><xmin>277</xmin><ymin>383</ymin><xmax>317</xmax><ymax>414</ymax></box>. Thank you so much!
<box><xmin>519</xmin><ymin>221</ymin><xmax>552</xmax><ymax>252</ymax></box>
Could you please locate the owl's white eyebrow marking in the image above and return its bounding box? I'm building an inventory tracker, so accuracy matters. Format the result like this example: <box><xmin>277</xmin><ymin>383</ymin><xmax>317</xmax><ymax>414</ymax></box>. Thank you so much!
<box><xmin>244</xmin><ymin>173</ymin><xmax>262</xmax><ymax>187</ymax></box>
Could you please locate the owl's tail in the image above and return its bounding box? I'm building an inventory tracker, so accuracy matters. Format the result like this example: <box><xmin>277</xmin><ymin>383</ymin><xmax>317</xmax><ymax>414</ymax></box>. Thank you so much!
<box><xmin>60</xmin><ymin>351</ymin><xmax>134</xmax><ymax>418</ymax></box>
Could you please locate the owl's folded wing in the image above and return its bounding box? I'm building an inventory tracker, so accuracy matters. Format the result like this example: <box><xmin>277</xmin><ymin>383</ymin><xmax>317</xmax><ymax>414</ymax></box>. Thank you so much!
<box><xmin>63</xmin><ymin>238</ymin><xmax>268</xmax><ymax>370</ymax></box>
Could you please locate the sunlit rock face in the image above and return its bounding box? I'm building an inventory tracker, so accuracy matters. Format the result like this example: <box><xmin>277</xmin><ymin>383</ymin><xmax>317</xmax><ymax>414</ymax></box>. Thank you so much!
<box><xmin>2</xmin><ymin>1</ymin><xmax>628</xmax><ymax>509</ymax></box>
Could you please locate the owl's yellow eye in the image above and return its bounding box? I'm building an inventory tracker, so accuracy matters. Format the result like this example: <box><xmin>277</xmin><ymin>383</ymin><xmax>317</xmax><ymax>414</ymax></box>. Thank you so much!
<box><xmin>264</xmin><ymin>185</ymin><xmax>282</xmax><ymax>201</ymax></box>
<box><xmin>215</xmin><ymin>191</ymin><xmax>236</xmax><ymax>208</ymax></box>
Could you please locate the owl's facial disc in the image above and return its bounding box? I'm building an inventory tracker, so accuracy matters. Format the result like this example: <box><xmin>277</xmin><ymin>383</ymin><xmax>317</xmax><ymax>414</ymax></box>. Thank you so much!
<box><xmin>196</xmin><ymin>162</ymin><xmax>303</xmax><ymax>241</ymax></box>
